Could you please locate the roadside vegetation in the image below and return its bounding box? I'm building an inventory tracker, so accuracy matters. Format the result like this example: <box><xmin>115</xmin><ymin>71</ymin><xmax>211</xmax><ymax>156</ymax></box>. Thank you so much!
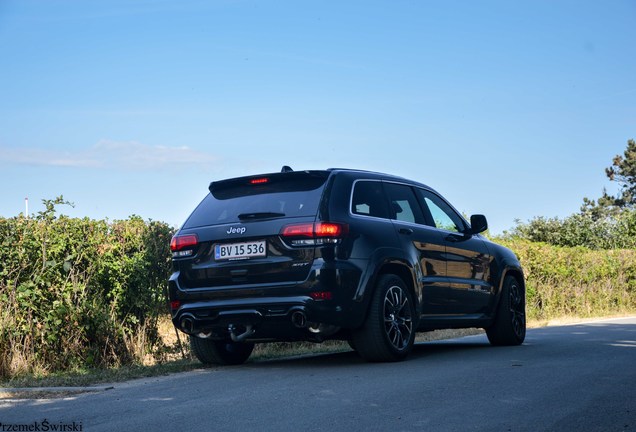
<box><xmin>497</xmin><ymin>139</ymin><xmax>636</xmax><ymax>320</ymax></box>
<box><xmin>0</xmin><ymin>197</ymin><xmax>175</xmax><ymax>381</ymax></box>
<box><xmin>1</xmin><ymin>139</ymin><xmax>635</xmax><ymax>386</ymax></box>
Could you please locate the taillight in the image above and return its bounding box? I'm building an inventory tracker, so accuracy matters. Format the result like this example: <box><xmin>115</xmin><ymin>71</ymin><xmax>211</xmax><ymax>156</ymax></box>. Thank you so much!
<box><xmin>280</xmin><ymin>223</ymin><xmax>314</xmax><ymax>238</ymax></box>
<box><xmin>315</xmin><ymin>222</ymin><xmax>347</xmax><ymax>237</ymax></box>
<box><xmin>170</xmin><ymin>234</ymin><xmax>198</xmax><ymax>257</ymax></box>
<box><xmin>280</xmin><ymin>222</ymin><xmax>348</xmax><ymax>246</ymax></box>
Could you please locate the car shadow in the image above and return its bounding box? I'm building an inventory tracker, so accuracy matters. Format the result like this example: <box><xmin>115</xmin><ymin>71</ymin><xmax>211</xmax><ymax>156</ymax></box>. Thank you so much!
<box><xmin>248</xmin><ymin>338</ymin><xmax>493</xmax><ymax>369</ymax></box>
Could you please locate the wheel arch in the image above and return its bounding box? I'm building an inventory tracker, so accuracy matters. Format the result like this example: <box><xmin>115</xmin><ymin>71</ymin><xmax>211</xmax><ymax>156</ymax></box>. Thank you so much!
<box><xmin>376</xmin><ymin>260</ymin><xmax>421</xmax><ymax>323</ymax></box>
<box><xmin>500</xmin><ymin>266</ymin><xmax>525</xmax><ymax>293</ymax></box>
<box><xmin>491</xmin><ymin>265</ymin><xmax>526</xmax><ymax>321</ymax></box>
<box><xmin>351</xmin><ymin>250</ymin><xmax>422</xmax><ymax>329</ymax></box>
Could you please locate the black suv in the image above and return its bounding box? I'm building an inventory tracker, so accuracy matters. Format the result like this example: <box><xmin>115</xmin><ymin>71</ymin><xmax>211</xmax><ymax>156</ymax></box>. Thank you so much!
<box><xmin>169</xmin><ymin>167</ymin><xmax>525</xmax><ymax>364</ymax></box>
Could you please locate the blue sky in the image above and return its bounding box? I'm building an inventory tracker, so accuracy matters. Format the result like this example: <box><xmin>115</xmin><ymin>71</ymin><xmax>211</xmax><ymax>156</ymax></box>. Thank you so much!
<box><xmin>0</xmin><ymin>0</ymin><xmax>634</xmax><ymax>234</ymax></box>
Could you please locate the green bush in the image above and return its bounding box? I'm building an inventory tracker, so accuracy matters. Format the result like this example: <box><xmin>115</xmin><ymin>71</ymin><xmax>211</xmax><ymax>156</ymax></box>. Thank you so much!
<box><xmin>509</xmin><ymin>210</ymin><xmax>636</xmax><ymax>250</ymax></box>
<box><xmin>498</xmin><ymin>238</ymin><xmax>636</xmax><ymax>321</ymax></box>
<box><xmin>0</xmin><ymin>197</ymin><xmax>174</xmax><ymax>379</ymax></box>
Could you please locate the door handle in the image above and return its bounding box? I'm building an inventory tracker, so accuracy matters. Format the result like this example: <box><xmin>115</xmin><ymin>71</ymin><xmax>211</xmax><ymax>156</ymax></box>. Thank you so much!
<box><xmin>399</xmin><ymin>228</ymin><xmax>414</xmax><ymax>235</ymax></box>
<box><xmin>445</xmin><ymin>234</ymin><xmax>466</xmax><ymax>242</ymax></box>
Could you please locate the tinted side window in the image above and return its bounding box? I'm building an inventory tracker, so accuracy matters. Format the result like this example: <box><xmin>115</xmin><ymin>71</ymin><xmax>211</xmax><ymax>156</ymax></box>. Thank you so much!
<box><xmin>351</xmin><ymin>181</ymin><xmax>390</xmax><ymax>219</ymax></box>
<box><xmin>383</xmin><ymin>183</ymin><xmax>425</xmax><ymax>224</ymax></box>
<box><xmin>418</xmin><ymin>189</ymin><xmax>466</xmax><ymax>233</ymax></box>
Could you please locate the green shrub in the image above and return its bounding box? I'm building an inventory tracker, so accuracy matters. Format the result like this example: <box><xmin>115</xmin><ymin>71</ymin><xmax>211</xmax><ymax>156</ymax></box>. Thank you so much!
<box><xmin>509</xmin><ymin>210</ymin><xmax>636</xmax><ymax>250</ymax></box>
<box><xmin>498</xmin><ymin>239</ymin><xmax>636</xmax><ymax>321</ymax></box>
<box><xmin>0</xmin><ymin>197</ymin><xmax>175</xmax><ymax>379</ymax></box>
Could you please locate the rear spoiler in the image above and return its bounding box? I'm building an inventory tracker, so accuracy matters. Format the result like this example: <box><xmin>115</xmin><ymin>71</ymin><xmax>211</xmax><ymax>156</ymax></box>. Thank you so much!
<box><xmin>209</xmin><ymin>170</ymin><xmax>329</xmax><ymax>199</ymax></box>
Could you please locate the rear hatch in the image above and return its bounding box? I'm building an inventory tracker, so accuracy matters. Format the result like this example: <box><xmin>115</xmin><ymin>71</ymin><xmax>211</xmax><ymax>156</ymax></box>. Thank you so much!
<box><xmin>171</xmin><ymin>170</ymin><xmax>331</xmax><ymax>289</ymax></box>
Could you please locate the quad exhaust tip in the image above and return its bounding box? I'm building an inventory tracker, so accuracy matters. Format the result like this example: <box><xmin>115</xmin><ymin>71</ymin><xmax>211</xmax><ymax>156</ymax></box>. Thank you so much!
<box><xmin>180</xmin><ymin>315</ymin><xmax>195</xmax><ymax>334</ymax></box>
<box><xmin>291</xmin><ymin>310</ymin><xmax>307</xmax><ymax>328</ymax></box>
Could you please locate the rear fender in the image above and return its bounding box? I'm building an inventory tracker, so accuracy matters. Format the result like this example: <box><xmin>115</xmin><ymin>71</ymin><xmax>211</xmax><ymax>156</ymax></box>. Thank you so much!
<box><xmin>351</xmin><ymin>248</ymin><xmax>420</xmax><ymax>327</ymax></box>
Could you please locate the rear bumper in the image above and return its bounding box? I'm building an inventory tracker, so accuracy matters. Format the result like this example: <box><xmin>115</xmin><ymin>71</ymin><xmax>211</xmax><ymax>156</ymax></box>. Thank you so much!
<box><xmin>172</xmin><ymin>297</ymin><xmax>333</xmax><ymax>341</ymax></box>
<box><xmin>168</xmin><ymin>260</ymin><xmax>367</xmax><ymax>341</ymax></box>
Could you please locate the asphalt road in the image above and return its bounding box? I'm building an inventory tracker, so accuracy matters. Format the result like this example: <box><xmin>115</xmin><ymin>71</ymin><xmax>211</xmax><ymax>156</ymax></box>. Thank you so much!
<box><xmin>2</xmin><ymin>317</ymin><xmax>635</xmax><ymax>432</ymax></box>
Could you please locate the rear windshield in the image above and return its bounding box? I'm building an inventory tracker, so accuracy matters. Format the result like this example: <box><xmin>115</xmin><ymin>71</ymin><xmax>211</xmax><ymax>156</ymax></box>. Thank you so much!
<box><xmin>183</xmin><ymin>171</ymin><xmax>329</xmax><ymax>229</ymax></box>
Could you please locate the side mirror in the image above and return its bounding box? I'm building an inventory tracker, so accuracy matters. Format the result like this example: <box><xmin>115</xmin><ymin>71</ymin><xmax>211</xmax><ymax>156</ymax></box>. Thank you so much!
<box><xmin>469</xmin><ymin>214</ymin><xmax>488</xmax><ymax>234</ymax></box>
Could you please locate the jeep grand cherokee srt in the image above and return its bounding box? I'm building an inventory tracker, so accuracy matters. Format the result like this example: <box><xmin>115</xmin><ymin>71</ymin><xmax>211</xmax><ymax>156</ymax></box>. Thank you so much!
<box><xmin>168</xmin><ymin>167</ymin><xmax>526</xmax><ymax>364</ymax></box>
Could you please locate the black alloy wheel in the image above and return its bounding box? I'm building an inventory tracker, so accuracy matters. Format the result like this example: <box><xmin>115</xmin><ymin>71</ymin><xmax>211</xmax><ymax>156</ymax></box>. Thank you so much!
<box><xmin>384</xmin><ymin>284</ymin><xmax>414</xmax><ymax>351</ymax></box>
<box><xmin>486</xmin><ymin>275</ymin><xmax>526</xmax><ymax>346</ymax></box>
<box><xmin>353</xmin><ymin>274</ymin><xmax>416</xmax><ymax>362</ymax></box>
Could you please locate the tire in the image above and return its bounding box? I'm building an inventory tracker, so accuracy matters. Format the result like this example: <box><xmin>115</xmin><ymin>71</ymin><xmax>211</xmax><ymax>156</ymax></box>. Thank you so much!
<box><xmin>189</xmin><ymin>336</ymin><xmax>254</xmax><ymax>366</ymax></box>
<box><xmin>352</xmin><ymin>274</ymin><xmax>416</xmax><ymax>362</ymax></box>
<box><xmin>486</xmin><ymin>275</ymin><xmax>526</xmax><ymax>346</ymax></box>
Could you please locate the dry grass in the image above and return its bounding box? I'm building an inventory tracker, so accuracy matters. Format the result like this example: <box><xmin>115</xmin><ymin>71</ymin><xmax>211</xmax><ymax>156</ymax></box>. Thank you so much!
<box><xmin>0</xmin><ymin>334</ymin><xmax>48</xmax><ymax>380</ymax></box>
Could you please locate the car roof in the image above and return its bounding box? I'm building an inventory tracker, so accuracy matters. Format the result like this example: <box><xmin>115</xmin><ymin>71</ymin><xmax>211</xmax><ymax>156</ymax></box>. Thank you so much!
<box><xmin>210</xmin><ymin>167</ymin><xmax>436</xmax><ymax>194</ymax></box>
<box><xmin>326</xmin><ymin>167</ymin><xmax>434</xmax><ymax>190</ymax></box>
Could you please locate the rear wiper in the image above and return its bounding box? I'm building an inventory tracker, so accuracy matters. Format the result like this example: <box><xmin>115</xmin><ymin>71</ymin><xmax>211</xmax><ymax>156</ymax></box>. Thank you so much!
<box><xmin>238</xmin><ymin>212</ymin><xmax>286</xmax><ymax>220</ymax></box>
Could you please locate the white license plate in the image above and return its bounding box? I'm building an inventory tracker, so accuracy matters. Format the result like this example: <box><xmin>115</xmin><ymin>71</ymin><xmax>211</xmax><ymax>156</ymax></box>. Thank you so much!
<box><xmin>215</xmin><ymin>240</ymin><xmax>266</xmax><ymax>260</ymax></box>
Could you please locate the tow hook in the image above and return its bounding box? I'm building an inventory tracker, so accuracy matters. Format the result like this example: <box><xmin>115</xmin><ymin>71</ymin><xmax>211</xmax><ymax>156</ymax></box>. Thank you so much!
<box><xmin>228</xmin><ymin>324</ymin><xmax>255</xmax><ymax>342</ymax></box>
